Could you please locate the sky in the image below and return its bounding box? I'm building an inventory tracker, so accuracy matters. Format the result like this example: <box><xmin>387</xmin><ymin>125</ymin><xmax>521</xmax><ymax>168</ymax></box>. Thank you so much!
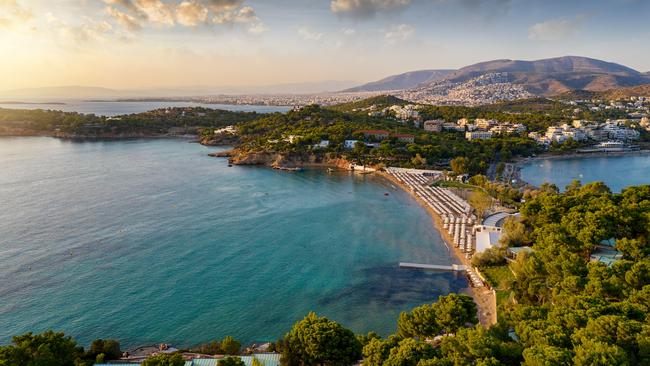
<box><xmin>0</xmin><ymin>0</ymin><xmax>649</xmax><ymax>91</ymax></box>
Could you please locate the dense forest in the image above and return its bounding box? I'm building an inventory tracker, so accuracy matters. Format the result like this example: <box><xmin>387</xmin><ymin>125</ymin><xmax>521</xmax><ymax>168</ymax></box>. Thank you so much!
<box><xmin>231</xmin><ymin>104</ymin><xmax>539</xmax><ymax>173</ymax></box>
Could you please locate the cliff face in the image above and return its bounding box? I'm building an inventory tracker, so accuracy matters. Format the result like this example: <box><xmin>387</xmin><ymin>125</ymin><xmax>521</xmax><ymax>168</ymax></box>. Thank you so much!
<box><xmin>223</xmin><ymin>149</ymin><xmax>353</xmax><ymax>170</ymax></box>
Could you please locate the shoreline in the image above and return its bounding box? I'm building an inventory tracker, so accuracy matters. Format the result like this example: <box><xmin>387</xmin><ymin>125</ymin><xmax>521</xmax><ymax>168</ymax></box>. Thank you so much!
<box><xmin>376</xmin><ymin>171</ymin><xmax>497</xmax><ymax>327</ymax></box>
<box><xmin>515</xmin><ymin>149</ymin><xmax>650</xmax><ymax>166</ymax></box>
<box><xmin>209</xmin><ymin>153</ymin><xmax>499</xmax><ymax>326</ymax></box>
<box><xmin>511</xmin><ymin>149</ymin><xmax>650</xmax><ymax>189</ymax></box>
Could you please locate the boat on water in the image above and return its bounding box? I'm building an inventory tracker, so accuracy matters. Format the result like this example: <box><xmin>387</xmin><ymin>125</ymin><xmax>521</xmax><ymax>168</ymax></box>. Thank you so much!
<box><xmin>274</xmin><ymin>166</ymin><xmax>303</xmax><ymax>172</ymax></box>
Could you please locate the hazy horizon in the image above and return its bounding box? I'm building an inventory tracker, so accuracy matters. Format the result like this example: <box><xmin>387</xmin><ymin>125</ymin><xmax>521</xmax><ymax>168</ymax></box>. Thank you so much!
<box><xmin>1</xmin><ymin>0</ymin><xmax>650</xmax><ymax>91</ymax></box>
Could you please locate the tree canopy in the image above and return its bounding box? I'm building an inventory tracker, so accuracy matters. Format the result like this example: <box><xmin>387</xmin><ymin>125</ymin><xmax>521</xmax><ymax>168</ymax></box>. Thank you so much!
<box><xmin>141</xmin><ymin>353</ymin><xmax>185</xmax><ymax>366</ymax></box>
<box><xmin>280</xmin><ymin>312</ymin><xmax>362</xmax><ymax>366</ymax></box>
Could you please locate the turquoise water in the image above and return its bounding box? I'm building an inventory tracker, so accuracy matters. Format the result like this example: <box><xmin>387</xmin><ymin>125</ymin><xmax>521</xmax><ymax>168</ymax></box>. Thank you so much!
<box><xmin>521</xmin><ymin>154</ymin><xmax>650</xmax><ymax>192</ymax></box>
<box><xmin>0</xmin><ymin>101</ymin><xmax>290</xmax><ymax>116</ymax></box>
<box><xmin>0</xmin><ymin>137</ymin><xmax>465</xmax><ymax>348</ymax></box>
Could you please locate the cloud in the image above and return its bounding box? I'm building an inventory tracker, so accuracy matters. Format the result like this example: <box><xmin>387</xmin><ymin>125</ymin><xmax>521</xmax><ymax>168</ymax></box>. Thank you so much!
<box><xmin>298</xmin><ymin>26</ymin><xmax>323</xmax><ymax>41</ymax></box>
<box><xmin>135</xmin><ymin>0</ymin><xmax>176</xmax><ymax>26</ymax></box>
<box><xmin>341</xmin><ymin>27</ymin><xmax>356</xmax><ymax>35</ymax></box>
<box><xmin>103</xmin><ymin>0</ymin><xmax>264</xmax><ymax>33</ymax></box>
<box><xmin>206</xmin><ymin>0</ymin><xmax>244</xmax><ymax>12</ymax></box>
<box><xmin>104</xmin><ymin>0</ymin><xmax>175</xmax><ymax>26</ymax></box>
<box><xmin>0</xmin><ymin>0</ymin><xmax>33</xmax><ymax>28</ymax></box>
<box><xmin>106</xmin><ymin>6</ymin><xmax>143</xmax><ymax>31</ymax></box>
<box><xmin>52</xmin><ymin>16</ymin><xmax>116</xmax><ymax>46</ymax></box>
<box><xmin>212</xmin><ymin>6</ymin><xmax>267</xmax><ymax>34</ymax></box>
<box><xmin>212</xmin><ymin>5</ymin><xmax>255</xmax><ymax>24</ymax></box>
<box><xmin>330</xmin><ymin>0</ymin><xmax>410</xmax><ymax>19</ymax></box>
<box><xmin>176</xmin><ymin>0</ymin><xmax>209</xmax><ymax>26</ymax></box>
<box><xmin>528</xmin><ymin>18</ymin><xmax>580</xmax><ymax>41</ymax></box>
<box><xmin>384</xmin><ymin>23</ymin><xmax>413</xmax><ymax>43</ymax></box>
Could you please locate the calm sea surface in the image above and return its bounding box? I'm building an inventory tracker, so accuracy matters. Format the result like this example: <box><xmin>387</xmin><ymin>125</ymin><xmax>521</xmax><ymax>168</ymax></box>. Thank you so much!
<box><xmin>521</xmin><ymin>154</ymin><xmax>650</xmax><ymax>192</ymax></box>
<box><xmin>0</xmin><ymin>101</ymin><xmax>291</xmax><ymax>116</ymax></box>
<box><xmin>0</xmin><ymin>137</ymin><xmax>465</xmax><ymax>348</ymax></box>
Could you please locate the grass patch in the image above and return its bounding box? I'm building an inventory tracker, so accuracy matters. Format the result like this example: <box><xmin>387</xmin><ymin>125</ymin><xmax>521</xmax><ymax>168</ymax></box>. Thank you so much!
<box><xmin>496</xmin><ymin>290</ymin><xmax>511</xmax><ymax>307</ymax></box>
<box><xmin>480</xmin><ymin>265</ymin><xmax>514</xmax><ymax>290</ymax></box>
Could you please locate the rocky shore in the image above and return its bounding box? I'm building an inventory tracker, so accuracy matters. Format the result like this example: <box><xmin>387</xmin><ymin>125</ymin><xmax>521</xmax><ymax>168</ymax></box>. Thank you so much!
<box><xmin>209</xmin><ymin>148</ymin><xmax>355</xmax><ymax>170</ymax></box>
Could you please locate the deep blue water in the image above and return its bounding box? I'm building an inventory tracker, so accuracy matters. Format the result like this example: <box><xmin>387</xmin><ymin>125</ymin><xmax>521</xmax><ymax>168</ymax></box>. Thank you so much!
<box><xmin>521</xmin><ymin>154</ymin><xmax>650</xmax><ymax>192</ymax></box>
<box><xmin>0</xmin><ymin>101</ymin><xmax>290</xmax><ymax>116</ymax></box>
<box><xmin>0</xmin><ymin>137</ymin><xmax>466</xmax><ymax>349</ymax></box>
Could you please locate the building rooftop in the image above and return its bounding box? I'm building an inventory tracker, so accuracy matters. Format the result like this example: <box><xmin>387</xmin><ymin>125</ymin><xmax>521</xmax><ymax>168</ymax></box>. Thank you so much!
<box><xmin>475</xmin><ymin>230</ymin><xmax>502</xmax><ymax>253</ymax></box>
<box><xmin>482</xmin><ymin>212</ymin><xmax>517</xmax><ymax>228</ymax></box>
<box><xmin>507</xmin><ymin>246</ymin><xmax>533</xmax><ymax>256</ymax></box>
<box><xmin>356</xmin><ymin>130</ymin><xmax>390</xmax><ymax>135</ymax></box>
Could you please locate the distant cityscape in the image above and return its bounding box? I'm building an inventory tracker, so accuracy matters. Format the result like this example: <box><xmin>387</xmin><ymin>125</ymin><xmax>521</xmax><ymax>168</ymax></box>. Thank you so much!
<box><xmin>133</xmin><ymin>73</ymin><xmax>537</xmax><ymax>108</ymax></box>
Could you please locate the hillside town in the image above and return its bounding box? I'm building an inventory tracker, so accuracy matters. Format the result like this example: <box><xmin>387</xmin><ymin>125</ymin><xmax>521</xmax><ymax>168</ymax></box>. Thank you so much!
<box><xmin>397</xmin><ymin>73</ymin><xmax>535</xmax><ymax>106</ymax></box>
<box><xmin>356</xmin><ymin>95</ymin><xmax>650</xmax><ymax>149</ymax></box>
<box><xmin>529</xmin><ymin>120</ymin><xmax>641</xmax><ymax>146</ymax></box>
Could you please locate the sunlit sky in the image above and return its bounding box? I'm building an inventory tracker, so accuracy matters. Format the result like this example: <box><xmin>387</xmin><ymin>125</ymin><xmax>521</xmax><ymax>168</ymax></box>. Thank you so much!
<box><xmin>1</xmin><ymin>0</ymin><xmax>649</xmax><ymax>90</ymax></box>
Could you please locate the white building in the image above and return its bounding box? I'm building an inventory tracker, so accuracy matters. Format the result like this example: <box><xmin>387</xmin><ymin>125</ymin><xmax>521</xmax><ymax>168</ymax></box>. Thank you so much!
<box><xmin>602</xmin><ymin>121</ymin><xmax>640</xmax><ymax>141</ymax></box>
<box><xmin>424</xmin><ymin>119</ymin><xmax>445</xmax><ymax>132</ymax></box>
<box><xmin>465</xmin><ymin>131</ymin><xmax>493</xmax><ymax>140</ymax></box>
<box><xmin>388</xmin><ymin>104</ymin><xmax>420</xmax><ymax>121</ymax></box>
<box><xmin>313</xmin><ymin>140</ymin><xmax>330</xmax><ymax>149</ymax></box>
<box><xmin>344</xmin><ymin>140</ymin><xmax>359</xmax><ymax>149</ymax></box>
<box><xmin>640</xmin><ymin>117</ymin><xmax>650</xmax><ymax>131</ymax></box>
<box><xmin>474</xmin><ymin>118</ymin><xmax>498</xmax><ymax>130</ymax></box>
<box><xmin>474</xmin><ymin>226</ymin><xmax>503</xmax><ymax>254</ymax></box>
<box><xmin>443</xmin><ymin>123</ymin><xmax>465</xmax><ymax>132</ymax></box>
<box><xmin>490</xmin><ymin>123</ymin><xmax>526</xmax><ymax>135</ymax></box>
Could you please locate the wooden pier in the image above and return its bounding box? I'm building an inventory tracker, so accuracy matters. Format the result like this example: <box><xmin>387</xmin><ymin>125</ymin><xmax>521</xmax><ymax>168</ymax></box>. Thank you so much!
<box><xmin>399</xmin><ymin>262</ymin><xmax>468</xmax><ymax>272</ymax></box>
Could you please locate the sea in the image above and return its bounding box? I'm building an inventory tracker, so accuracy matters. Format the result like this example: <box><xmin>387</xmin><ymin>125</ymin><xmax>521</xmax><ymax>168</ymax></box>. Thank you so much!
<box><xmin>520</xmin><ymin>154</ymin><xmax>650</xmax><ymax>192</ymax></box>
<box><xmin>0</xmin><ymin>137</ymin><xmax>466</xmax><ymax>349</ymax></box>
<box><xmin>0</xmin><ymin>100</ymin><xmax>291</xmax><ymax>116</ymax></box>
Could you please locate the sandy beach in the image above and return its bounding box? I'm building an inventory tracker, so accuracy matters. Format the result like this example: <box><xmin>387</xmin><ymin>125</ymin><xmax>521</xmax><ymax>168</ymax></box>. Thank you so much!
<box><xmin>377</xmin><ymin>171</ymin><xmax>497</xmax><ymax>327</ymax></box>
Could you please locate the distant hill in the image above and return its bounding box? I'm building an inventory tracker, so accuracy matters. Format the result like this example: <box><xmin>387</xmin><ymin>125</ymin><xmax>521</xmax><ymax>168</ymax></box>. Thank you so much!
<box><xmin>343</xmin><ymin>70</ymin><xmax>453</xmax><ymax>92</ymax></box>
<box><xmin>422</xmin><ymin>56</ymin><xmax>650</xmax><ymax>95</ymax></box>
<box><xmin>555</xmin><ymin>90</ymin><xmax>601</xmax><ymax>100</ymax></box>
<box><xmin>350</xmin><ymin>57</ymin><xmax>650</xmax><ymax>100</ymax></box>
<box><xmin>600</xmin><ymin>84</ymin><xmax>650</xmax><ymax>100</ymax></box>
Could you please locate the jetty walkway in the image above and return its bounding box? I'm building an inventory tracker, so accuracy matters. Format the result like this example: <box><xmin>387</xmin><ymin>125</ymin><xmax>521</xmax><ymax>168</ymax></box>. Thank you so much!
<box><xmin>399</xmin><ymin>262</ymin><xmax>468</xmax><ymax>271</ymax></box>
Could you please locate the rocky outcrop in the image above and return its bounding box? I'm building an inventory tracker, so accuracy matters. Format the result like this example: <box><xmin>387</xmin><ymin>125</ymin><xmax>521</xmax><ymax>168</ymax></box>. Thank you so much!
<box><xmin>200</xmin><ymin>133</ymin><xmax>240</xmax><ymax>146</ymax></box>
<box><xmin>213</xmin><ymin>149</ymin><xmax>354</xmax><ymax>170</ymax></box>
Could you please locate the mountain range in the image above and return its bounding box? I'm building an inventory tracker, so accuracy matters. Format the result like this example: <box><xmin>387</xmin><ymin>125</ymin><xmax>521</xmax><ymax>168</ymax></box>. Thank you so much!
<box><xmin>343</xmin><ymin>70</ymin><xmax>453</xmax><ymax>92</ymax></box>
<box><xmin>346</xmin><ymin>56</ymin><xmax>650</xmax><ymax>96</ymax></box>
